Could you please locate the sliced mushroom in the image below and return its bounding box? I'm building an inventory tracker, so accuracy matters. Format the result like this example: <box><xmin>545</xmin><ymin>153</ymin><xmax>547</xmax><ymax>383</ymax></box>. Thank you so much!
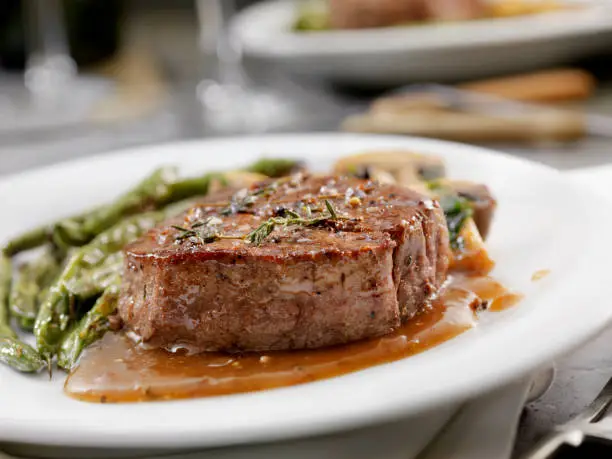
<box><xmin>365</xmin><ymin>167</ymin><xmax>398</xmax><ymax>185</ymax></box>
<box><xmin>334</xmin><ymin>150</ymin><xmax>446</xmax><ymax>185</ymax></box>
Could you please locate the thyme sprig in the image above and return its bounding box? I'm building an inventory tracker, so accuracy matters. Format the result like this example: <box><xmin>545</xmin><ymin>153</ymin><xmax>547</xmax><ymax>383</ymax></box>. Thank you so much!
<box><xmin>246</xmin><ymin>200</ymin><xmax>343</xmax><ymax>246</ymax></box>
<box><xmin>175</xmin><ymin>193</ymin><xmax>345</xmax><ymax>247</ymax></box>
<box><xmin>171</xmin><ymin>225</ymin><xmax>199</xmax><ymax>240</ymax></box>
<box><xmin>172</xmin><ymin>217</ymin><xmax>241</xmax><ymax>244</ymax></box>
<box><xmin>324</xmin><ymin>199</ymin><xmax>338</xmax><ymax>219</ymax></box>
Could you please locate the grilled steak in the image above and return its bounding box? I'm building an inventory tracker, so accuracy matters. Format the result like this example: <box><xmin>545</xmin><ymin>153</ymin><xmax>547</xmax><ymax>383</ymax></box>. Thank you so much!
<box><xmin>119</xmin><ymin>175</ymin><xmax>450</xmax><ymax>353</ymax></box>
<box><xmin>328</xmin><ymin>0</ymin><xmax>485</xmax><ymax>29</ymax></box>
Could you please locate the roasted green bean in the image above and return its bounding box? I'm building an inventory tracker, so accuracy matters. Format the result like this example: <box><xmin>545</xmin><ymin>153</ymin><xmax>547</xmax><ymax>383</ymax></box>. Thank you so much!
<box><xmin>0</xmin><ymin>337</ymin><xmax>47</xmax><ymax>373</ymax></box>
<box><xmin>0</xmin><ymin>255</ymin><xmax>45</xmax><ymax>373</ymax></box>
<box><xmin>246</xmin><ymin>158</ymin><xmax>303</xmax><ymax>178</ymax></box>
<box><xmin>34</xmin><ymin>210</ymin><xmax>166</xmax><ymax>358</ymax></box>
<box><xmin>52</xmin><ymin>167</ymin><xmax>177</xmax><ymax>248</ymax></box>
<box><xmin>2</xmin><ymin>227</ymin><xmax>49</xmax><ymax>257</ymax></box>
<box><xmin>0</xmin><ymin>255</ymin><xmax>12</xmax><ymax>338</ymax></box>
<box><xmin>33</xmin><ymin>196</ymin><xmax>197</xmax><ymax>359</ymax></box>
<box><xmin>9</xmin><ymin>248</ymin><xmax>61</xmax><ymax>331</ymax></box>
<box><xmin>57</xmin><ymin>285</ymin><xmax>120</xmax><ymax>371</ymax></box>
<box><xmin>2</xmin><ymin>168</ymin><xmax>218</xmax><ymax>256</ymax></box>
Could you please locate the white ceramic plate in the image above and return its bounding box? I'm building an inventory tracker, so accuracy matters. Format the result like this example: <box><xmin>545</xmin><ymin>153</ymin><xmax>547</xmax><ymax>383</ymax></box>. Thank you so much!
<box><xmin>1</xmin><ymin>134</ymin><xmax>611</xmax><ymax>449</ymax></box>
<box><xmin>231</xmin><ymin>0</ymin><xmax>612</xmax><ymax>85</ymax></box>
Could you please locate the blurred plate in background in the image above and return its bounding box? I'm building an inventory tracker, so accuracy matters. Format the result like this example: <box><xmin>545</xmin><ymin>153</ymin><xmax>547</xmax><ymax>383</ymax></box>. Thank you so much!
<box><xmin>231</xmin><ymin>0</ymin><xmax>612</xmax><ymax>86</ymax></box>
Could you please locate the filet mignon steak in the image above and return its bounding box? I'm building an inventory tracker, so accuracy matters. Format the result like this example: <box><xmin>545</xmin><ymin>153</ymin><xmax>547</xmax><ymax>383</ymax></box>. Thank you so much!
<box><xmin>119</xmin><ymin>174</ymin><xmax>450</xmax><ymax>353</ymax></box>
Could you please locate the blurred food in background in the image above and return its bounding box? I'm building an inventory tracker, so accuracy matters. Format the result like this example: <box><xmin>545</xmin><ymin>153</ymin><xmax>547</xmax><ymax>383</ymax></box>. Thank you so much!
<box><xmin>489</xmin><ymin>0</ymin><xmax>563</xmax><ymax>17</ymax></box>
<box><xmin>294</xmin><ymin>0</ymin><xmax>566</xmax><ymax>31</ymax></box>
<box><xmin>233</xmin><ymin>0</ymin><xmax>612</xmax><ymax>85</ymax></box>
<box><xmin>342</xmin><ymin>68</ymin><xmax>607</xmax><ymax>143</ymax></box>
<box><xmin>458</xmin><ymin>68</ymin><xmax>595</xmax><ymax>103</ymax></box>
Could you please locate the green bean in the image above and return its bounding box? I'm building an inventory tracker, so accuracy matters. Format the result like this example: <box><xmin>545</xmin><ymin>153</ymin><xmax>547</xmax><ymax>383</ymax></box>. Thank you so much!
<box><xmin>2</xmin><ymin>227</ymin><xmax>49</xmax><ymax>257</ymax></box>
<box><xmin>0</xmin><ymin>255</ymin><xmax>12</xmax><ymax>338</ymax></box>
<box><xmin>65</xmin><ymin>252</ymin><xmax>123</xmax><ymax>298</ymax></box>
<box><xmin>9</xmin><ymin>248</ymin><xmax>61</xmax><ymax>331</ymax></box>
<box><xmin>34</xmin><ymin>209</ymin><xmax>167</xmax><ymax>358</ymax></box>
<box><xmin>54</xmin><ymin>169</ymin><xmax>218</xmax><ymax>248</ymax></box>
<box><xmin>3</xmin><ymin>168</ymin><xmax>217</xmax><ymax>256</ymax></box>
<box><xmin>246</xmin><ymin>158</ymin><xmax>304</xmax><ymax>178</ymax></box>
<box><xmin>3</xmin><ymin>168</ymin><xmax>173</xmax><ymax>255</ymax></box>
<box><xmin>57</xmin><ymin>285</ymin><xmax>120</xmax><ymax>371</ymax></box>
<box><xmin>164</xmin><ymin>174</ymin><xmax>218</xmax><ymax>202</ymax></box>
<box><xmin>50</xmin><ymin>211</ymin><xmax>96</xmax><ymax>251</ymax></box>
<box><xmin>53</xmin><ymin>167</ymin><xmax>178</xmax><ymax>248</ymax></box>
<box><xmin>54</xmin><ymin>196</ymin><xmax>191</xmax><ymax>368</ymax></box>
<box><xmin>3</xmin><ymin>207</ymin><xmax>106</xmax><ymax>256</ymax></box>
<box><xmin>0</xmin><ymin>337</ymin><xmax>46</xmax><ymax>373</ymax></box>
<box><xmin>0</xmin><ymin>255</ymin><xmax>45</xmax><ymax>373</ymax></box>
<box><xmin>43</xmin><ymin>196</ymin><xmax>210</xmax><ymax>357</ymax></box>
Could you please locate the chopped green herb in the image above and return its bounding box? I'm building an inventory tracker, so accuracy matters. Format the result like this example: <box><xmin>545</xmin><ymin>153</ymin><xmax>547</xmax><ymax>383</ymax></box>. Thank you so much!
<box><xmin>426</xmin><ymin>180</ymin><xmax>474</xmax><ymax>250</ymax></box>
<box><xmin>440</xmin><ymin>195</ymin><xmax>473</xmax><ymax>250</ymax></box>
<box><xmin>246</xmin><ymin>200</ymin><xmax>344</xmax><ymax>246</ymax></box>
<box><xmin>285</xmin><ymin>209</ymin><xmax>301</xmax><ymax>219</ymax></box>
<box><xmin>173</xmin><ymin>217</ymin><xmax>239</xmax><ymax>244</ymax></box>
<box><xmin>171</xmin><ymin>225</ymin><xmax>198</xmax><ymax>240</ymax></box>
<box><xmin>246</xmin><ymin>220</ymin><xmax>276</xmax><ymax>246</ymax></box>
<box><xmin>324</xmin><ymin>199</ymin><xmax>337</xmax><ymax>219</ymax></box>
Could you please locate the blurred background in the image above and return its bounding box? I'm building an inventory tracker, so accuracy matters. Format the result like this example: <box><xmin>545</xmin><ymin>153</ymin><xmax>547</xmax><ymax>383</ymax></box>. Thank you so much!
<box><xmin>1</xmin><ymin>0</ymin><xmax>612</xmax><ymax>175</ymax></box>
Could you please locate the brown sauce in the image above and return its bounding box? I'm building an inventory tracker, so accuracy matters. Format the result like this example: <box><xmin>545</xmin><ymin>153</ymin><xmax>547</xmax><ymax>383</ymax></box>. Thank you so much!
<box><xmin>65</xmin><ymin>275</ymin><xmax>521</xmax><ymax>403</ymax></box>
<box><xmin>452</xmin><ymin>275</ymin><xmax>523</xmax><ymax>312</ymax></box>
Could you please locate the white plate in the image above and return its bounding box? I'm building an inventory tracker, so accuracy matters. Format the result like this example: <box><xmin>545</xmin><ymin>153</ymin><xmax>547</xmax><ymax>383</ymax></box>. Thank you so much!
<box><xmin>1</xmin><ymin>134</ymin><xmax>611</xmax><ymax>449</ymax></box>
<box><xmin>231</xmin><ymin>0</ymin><xmax>612</xmax><ymax>85</ymax></box>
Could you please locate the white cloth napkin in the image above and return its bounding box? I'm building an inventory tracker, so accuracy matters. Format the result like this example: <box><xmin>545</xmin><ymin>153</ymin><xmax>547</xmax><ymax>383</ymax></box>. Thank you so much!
<box><xmin>417</xmin><ymin>378</ymin><xmax>532</xmax><ymax>459</ymax></box>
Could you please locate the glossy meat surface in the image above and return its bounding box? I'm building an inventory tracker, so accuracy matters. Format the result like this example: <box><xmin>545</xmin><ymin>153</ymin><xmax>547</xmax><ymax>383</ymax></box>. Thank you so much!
<box><xmin>119</xmin><ymin>175</ymin><xmax>450</xmax><ymax>352</ymax></box>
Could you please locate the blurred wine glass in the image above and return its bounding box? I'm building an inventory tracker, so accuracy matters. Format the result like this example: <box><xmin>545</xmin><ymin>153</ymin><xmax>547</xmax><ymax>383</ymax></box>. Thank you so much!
<box><xmin>24</xmin><ymin>0</ymin><xmax>76</xmax><ymax>100</ymax></box>
<box><xmin>195</xmin><ymin>0</ymin><xmax>299</xmax><ymax>133</ymax></box>
<box><xmin>0</xmin><ymin>0</ymin><xmax>112</xmax><ymax>135</ymax></box>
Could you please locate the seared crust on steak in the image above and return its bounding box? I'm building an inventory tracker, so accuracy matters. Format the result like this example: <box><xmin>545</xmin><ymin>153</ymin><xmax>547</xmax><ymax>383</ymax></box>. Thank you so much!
<box><xmin>119</xmin><ymin>175</ymin><xmax>450</xmax><ymax>352</ymax></box>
